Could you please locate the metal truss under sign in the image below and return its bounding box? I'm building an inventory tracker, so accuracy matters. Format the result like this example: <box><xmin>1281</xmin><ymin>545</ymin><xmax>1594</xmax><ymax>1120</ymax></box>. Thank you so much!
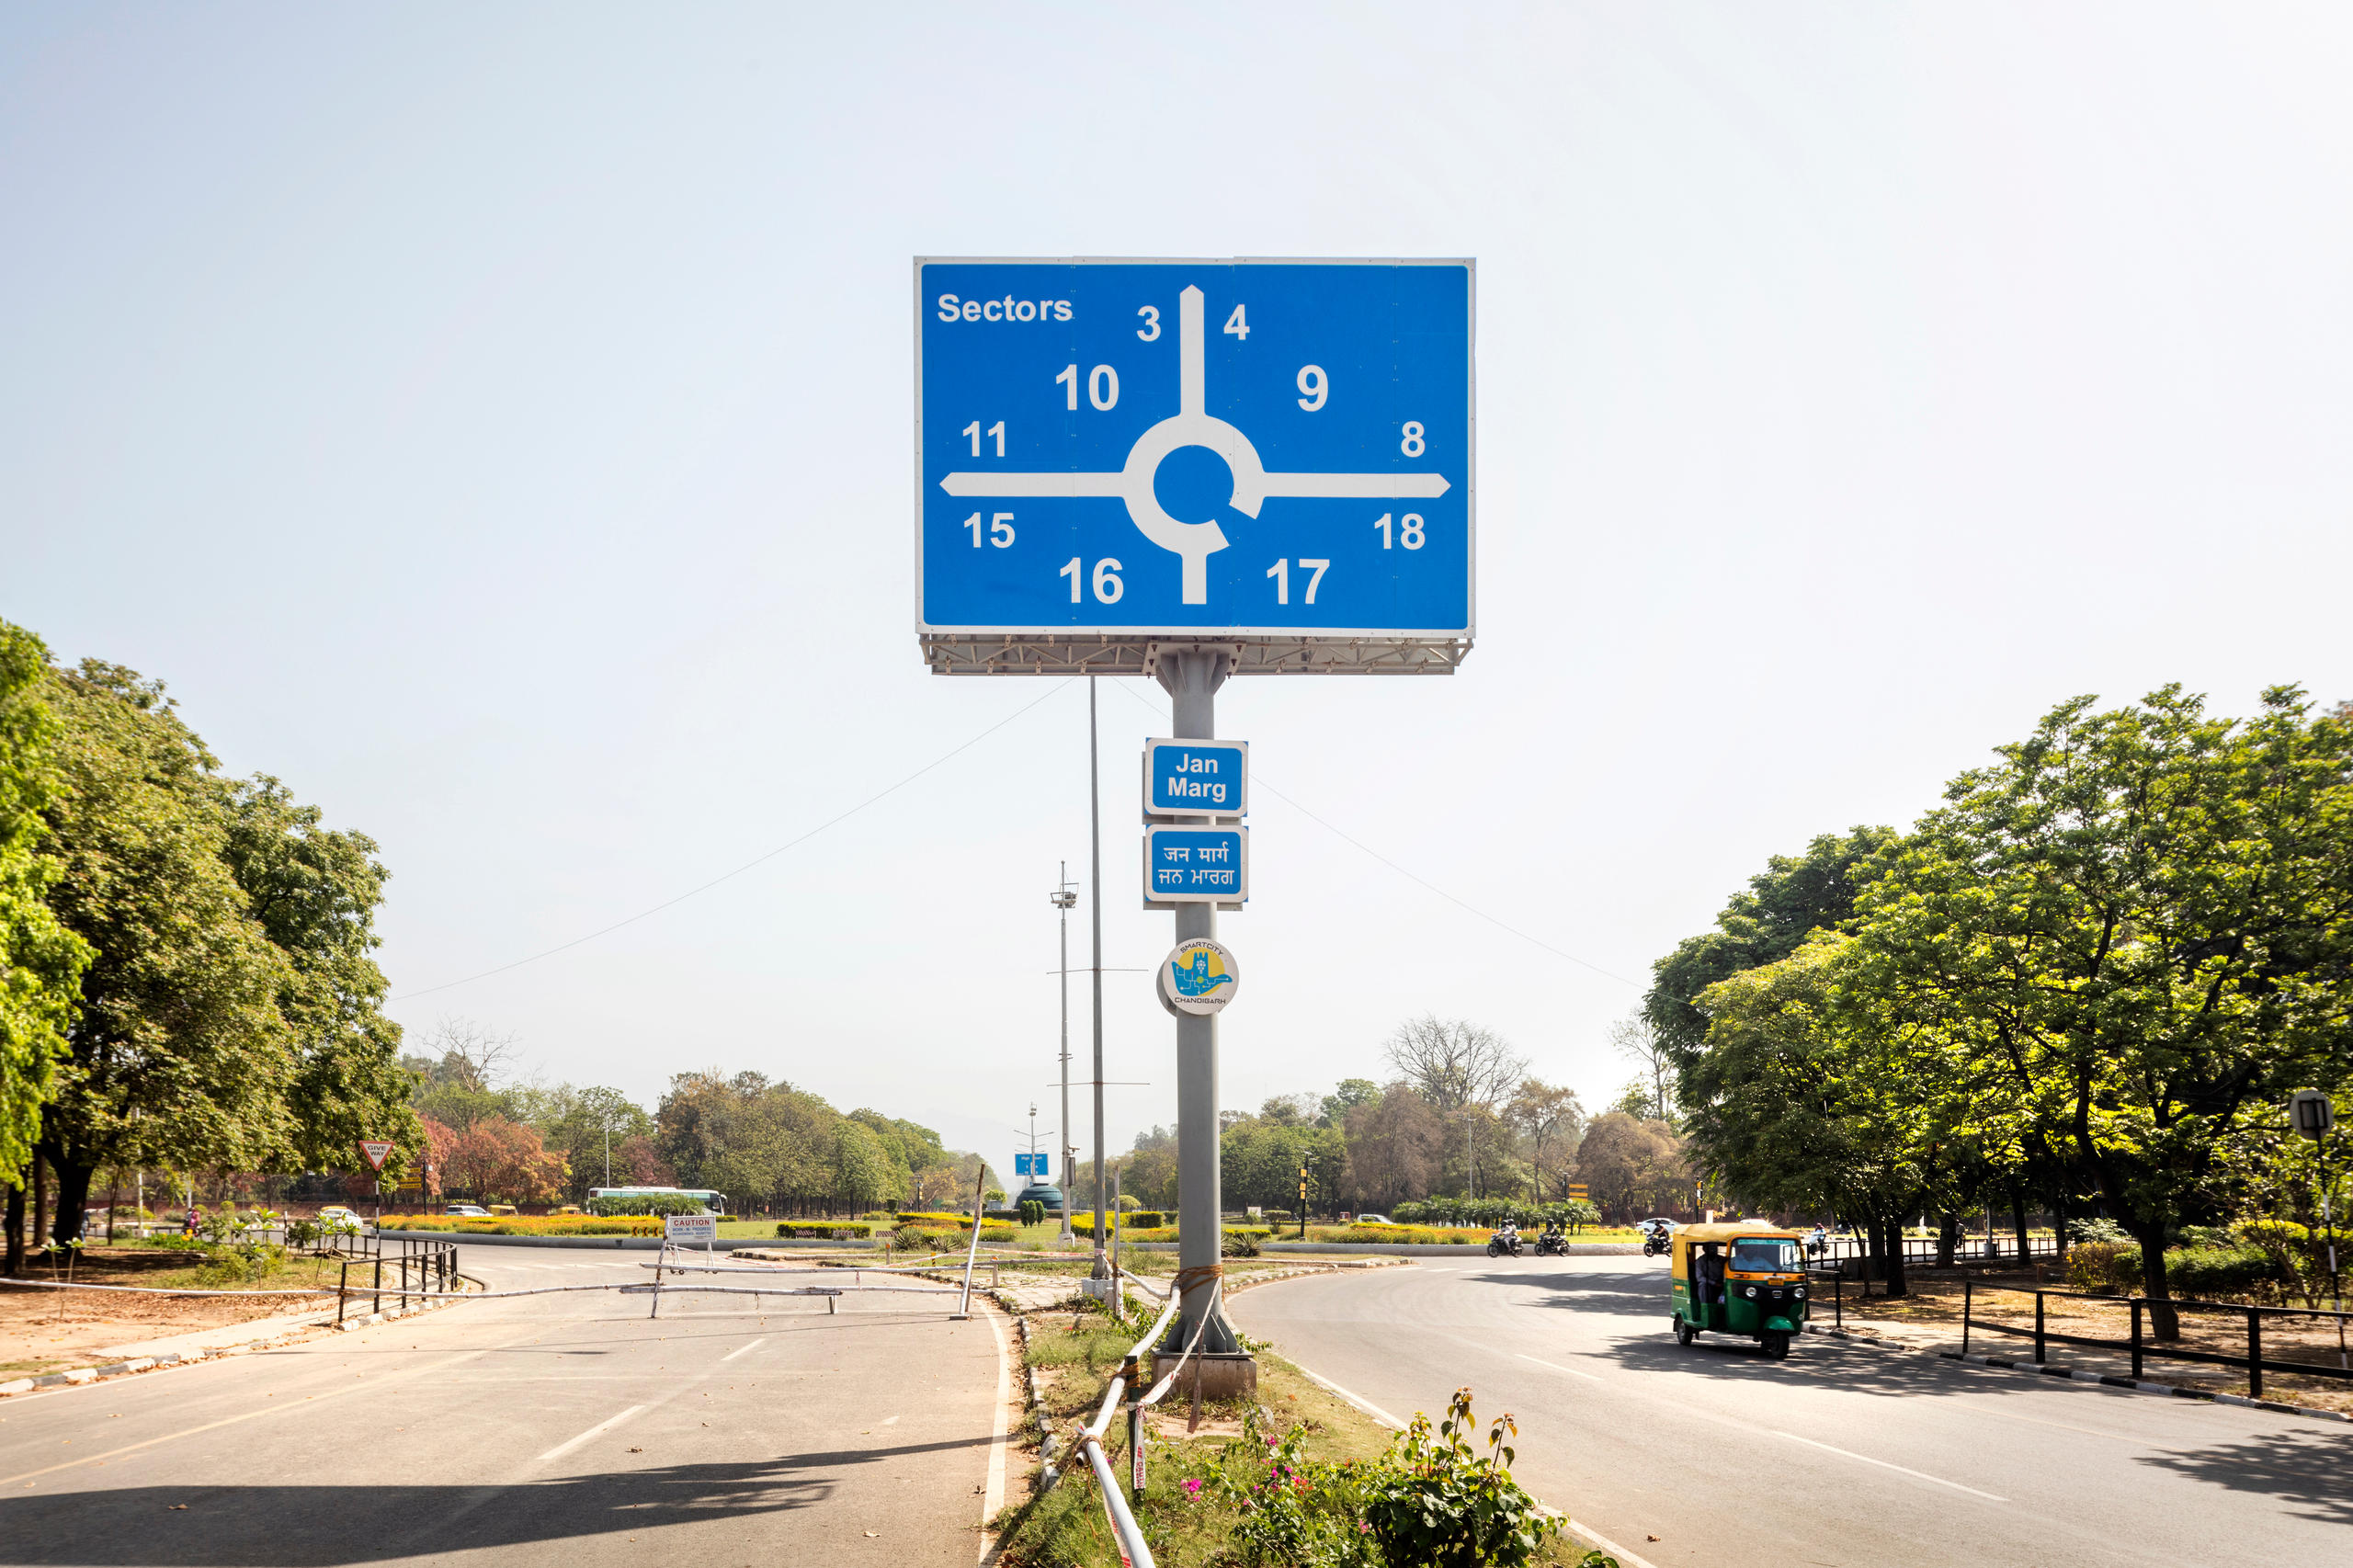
<box><xmin>915</xmin><ymin>257</ymin><xmax>1473</xmax><ymax>676</ymax></box>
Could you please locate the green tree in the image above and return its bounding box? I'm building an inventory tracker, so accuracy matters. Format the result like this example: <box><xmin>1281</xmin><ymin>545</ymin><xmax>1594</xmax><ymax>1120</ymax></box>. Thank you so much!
<box><xmin>1643</xmin><ymin>825</ymin><xmax>1900</xmax><ymax>1078</ymax></box>
<box><xmin>34</xmin><ymin>663</ymin><xmax>293</xmax><ymax>1247</ymax></box>
<box><xmin>1687</xmin><ymin>935</ymin><xmax>1940</xmax><ymax>1290</ymax></box>
<box><xmin>539</xmin><ymin>1085</ymin><xmax>654</xmax><ymax>1199</ymax></box>
<box><xmin>1847</xmin><ymin>687</ymin><xmax>2353</xmax><ymax>1333</ymax></box>
<box><xmin>0</xmin><ymin>621</ymin><xmax>91</xmax><ymax>1196</ymax></box>
<box><xmin>219</xmin><ymin>776</ymin><xmax>417</xmax><ymax>1176</ymax></box>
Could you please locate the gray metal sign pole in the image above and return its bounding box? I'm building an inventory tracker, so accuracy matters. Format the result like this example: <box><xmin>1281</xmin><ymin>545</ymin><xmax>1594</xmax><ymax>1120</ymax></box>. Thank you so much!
<box><xmin>1090</xmin><ymin>679</ymin><xmax>1109</xmax><ymax>1277</ymax></box>
<box><xmin>1160</xmin><ymin>649</ymin><xmax>1239</xmax><ymax>1355</ymax></box>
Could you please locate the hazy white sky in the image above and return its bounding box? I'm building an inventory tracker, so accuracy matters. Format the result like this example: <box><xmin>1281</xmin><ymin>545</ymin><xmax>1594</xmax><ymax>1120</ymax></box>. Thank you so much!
<box><xmin>6</xmin><ymin>5</ymin><xmax>2349</xmax><ymax>1177</ymax></box>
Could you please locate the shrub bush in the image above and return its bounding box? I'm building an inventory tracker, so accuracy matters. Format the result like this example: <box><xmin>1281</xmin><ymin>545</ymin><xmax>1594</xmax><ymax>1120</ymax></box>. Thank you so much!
<box><xmin>2066</xmin><ymin>1242</ymin><xmax>2139</xmax><ymax>1292</ymax></box>
<box><xmin>1361</xmin><ymin>1388</ymin><xmax>1560</xmax><ymax>1568</ymax></box>
<box><xmin>1222</xmin><ymin>1231</ymin><xmax>1261</xmax><ymax>1258</ymax></box>
<box><xmin>774</xmin><ymin>1221</ymin><xmax>877</xmax><ymax>1240</ymax></box>
<box><xmin>2166</xmin><ymin>1245</ymin><xmax>2279</xmax><ymax>1298</ymax></box>
<box><xmin>2066</xmin><ymin>1217</ymin><xmax>2131</xmax><ymax>1244</ymax></box>
<box><xmin>1018</xmin><ymin>1199</ymin><xmax>1047</xmax><ymax>1228</ymax></box>
<box><xmin>893</xmin><ymin>1211</ymin><xmax>973</xmax><ymax>1227</ymax></box>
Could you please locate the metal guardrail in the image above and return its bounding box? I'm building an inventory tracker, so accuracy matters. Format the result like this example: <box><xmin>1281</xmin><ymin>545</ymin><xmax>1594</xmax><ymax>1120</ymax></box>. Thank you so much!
<box><xmin>1813</xmin><ymin>1233</ymin><xmax>2062</xmax><ymax>1268</ymax></box>
<box><xmin>336</xmin><ymin>1237</ymin><xmax>460</xmax><ymax>1324</ymax></box>
<box><xmin>1959</xmin><ymin>1281</ymin><xmax>2353</xmax><ymax>1395</ymax></box>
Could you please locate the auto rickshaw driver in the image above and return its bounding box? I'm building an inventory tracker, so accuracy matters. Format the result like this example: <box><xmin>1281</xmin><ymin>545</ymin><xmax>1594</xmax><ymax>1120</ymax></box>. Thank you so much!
<box><xmin>1669</xmin><ymin>1221</ymin><xmax>1811</xmax><ymax>1360</ymax></box>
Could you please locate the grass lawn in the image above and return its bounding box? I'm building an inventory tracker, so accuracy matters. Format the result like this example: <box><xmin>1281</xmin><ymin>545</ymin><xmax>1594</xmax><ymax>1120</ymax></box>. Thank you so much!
<box><xmin>993</xmin><ymin>1307</ymin><xmax>1615</xmax><ymax>1567</ymax></box>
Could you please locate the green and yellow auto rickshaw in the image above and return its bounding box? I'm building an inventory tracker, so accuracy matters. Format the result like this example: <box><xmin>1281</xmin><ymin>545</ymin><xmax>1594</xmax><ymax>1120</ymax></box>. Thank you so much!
<box><xmin>1669</xmin><ymin>1221</ymin><xmax>1811</xmax><ymax>1359</ymax></box>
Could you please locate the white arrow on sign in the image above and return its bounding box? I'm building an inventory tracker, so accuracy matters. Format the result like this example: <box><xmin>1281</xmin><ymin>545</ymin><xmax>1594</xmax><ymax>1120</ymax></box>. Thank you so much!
<box><xmin>941</xmin><ymin>286</ymin><xmax>1449</xmax><ymax>605</ymax></box>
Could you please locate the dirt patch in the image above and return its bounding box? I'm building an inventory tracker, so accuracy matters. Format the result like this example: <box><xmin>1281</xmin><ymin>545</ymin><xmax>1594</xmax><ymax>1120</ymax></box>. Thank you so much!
<box><xmin>0</xmin><ymin>1247</ymin><xmax>342</xmax><ymax>1376</ymax></box>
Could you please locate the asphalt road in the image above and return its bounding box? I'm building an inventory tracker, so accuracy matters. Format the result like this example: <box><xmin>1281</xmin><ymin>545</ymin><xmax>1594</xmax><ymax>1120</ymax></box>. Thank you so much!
<box><xmin>1229</xmin><ymin>1254</ymin><xmax>2349</xmax><ymax>1568</ymax></box>
<box><xmin>0</xmin><ymin>1242</ymin><xmax>1008</xmax><ymax>1567</ymax></box>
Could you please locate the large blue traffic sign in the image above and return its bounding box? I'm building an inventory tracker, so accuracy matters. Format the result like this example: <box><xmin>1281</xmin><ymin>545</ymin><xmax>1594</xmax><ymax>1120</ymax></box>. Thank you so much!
<box><xmin>915</xmin><ymin>259</ymin><xmax>1472</xmax><ymax>639</ymax></box>
<box><xmin>1013</xmin><ymin>1152</ymin><xmax>1049</xmax><ymax>1178</ymax></box>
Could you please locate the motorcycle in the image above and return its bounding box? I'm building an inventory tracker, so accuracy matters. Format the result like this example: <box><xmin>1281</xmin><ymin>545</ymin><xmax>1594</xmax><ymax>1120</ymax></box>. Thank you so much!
<box><xmin>1639</xmin><ymin>1221</ymin><xmax>1673</xmax><ymax>1257</ymax></box>
<box><xmin>1485</xmin><ymin>1224</ymin><xmax>1523</xmax><ymax>1258</ymax></box>
<box><xmin>1533</xmin><ymin>1227</ymin><xmax>1567</xmax><ymax>1256</ymax></box>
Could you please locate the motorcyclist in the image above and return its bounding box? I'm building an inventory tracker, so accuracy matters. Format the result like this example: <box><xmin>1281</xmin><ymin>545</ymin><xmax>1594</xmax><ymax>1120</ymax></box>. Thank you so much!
<box><xmin>1806</xmin><ymin>1224</ymin><xmax>1828</xmax><ymax>1260</ymax></box>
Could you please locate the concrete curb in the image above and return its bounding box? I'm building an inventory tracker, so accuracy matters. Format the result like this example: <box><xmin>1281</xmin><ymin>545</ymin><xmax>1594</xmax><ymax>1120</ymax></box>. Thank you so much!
<box><xmin>417</xmin><ymin>1233</ymin><xmax>866</xmax><ymax>1252</ymax></box>
<box><xmin>0</xmin><ymin>1289</ymin><xmax>472</xmax><ymax>1400</ymax></box>
<box><xmin>1809</xmin><ymin>1325</ymin><xmax>2352</xmax><ymax>1426</ymax></box>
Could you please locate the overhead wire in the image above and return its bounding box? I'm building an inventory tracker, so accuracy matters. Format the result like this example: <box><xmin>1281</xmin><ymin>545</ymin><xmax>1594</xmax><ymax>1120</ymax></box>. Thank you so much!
<box><xmin>1111</xmin><ymin>678</ymin><xmax>1640</xmax><ymax>988</ymax></box>
<box><xmin>392</xmin><ymin>678</ymin><xmax>1080</xmax><ymax>1000</ymax></box>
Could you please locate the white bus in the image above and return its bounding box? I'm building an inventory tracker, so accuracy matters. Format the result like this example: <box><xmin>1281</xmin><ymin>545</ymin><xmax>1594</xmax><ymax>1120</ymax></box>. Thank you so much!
<box><xmin>587</xmin><ymin>1186</ymin><xmax>727</xmax><ymax>1213</ymax></box>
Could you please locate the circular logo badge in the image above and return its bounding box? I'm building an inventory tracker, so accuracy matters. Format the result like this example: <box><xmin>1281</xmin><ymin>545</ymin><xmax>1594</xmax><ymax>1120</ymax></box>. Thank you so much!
<box><xmin>1160</xmin><ymin>937</ymin><xmax>1240</xmax><ymax>1016</ymax></box>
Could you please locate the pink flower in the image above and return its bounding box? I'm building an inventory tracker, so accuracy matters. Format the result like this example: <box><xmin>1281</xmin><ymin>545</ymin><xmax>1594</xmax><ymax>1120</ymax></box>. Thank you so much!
<box><xmin>1182</xmin><ymin>1478</ymin><xmax>1202</xmax><ymax>1496</ymax></box>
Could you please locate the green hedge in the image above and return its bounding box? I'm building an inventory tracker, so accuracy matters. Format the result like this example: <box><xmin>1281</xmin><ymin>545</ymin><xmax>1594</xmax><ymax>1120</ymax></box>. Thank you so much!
<box><xmin>2068</xmin><ymin>1241</ymin><xmax>2283</xmax><ymax>1296</ymax></box>
<box><xmin>775</xmin><ymin>1221</ymin><xmax>879</xmax><ymax>1240</ymax></box>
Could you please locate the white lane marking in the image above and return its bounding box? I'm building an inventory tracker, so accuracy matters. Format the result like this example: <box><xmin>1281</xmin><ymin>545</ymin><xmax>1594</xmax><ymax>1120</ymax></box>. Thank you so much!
<box><xmin>528</xmin><ymin>1403</ymin><xmax>648</xmax><ymax>1470</ymax></box>
<box><xmin>978</xmin><ymin>1308</ymin><xmax>1011</xmax><ymax>1565</ymax></box>
<box><xmin>1518</xmin><ymin>1353</ymin><xmax>1603</xmax><ymax>1382</ymax></box>
<box><xmin>0</xmin><ymin>1341</ymin><xmax>513</xmax><ymax>1487</ymax></box>
<box><xmin>1771</xmin><ymin>1429</ymin><xmax>2006</xmax><ymax>1501</ymax></box>
<box><xmin>1288</xmin><ymin>1360</ymin><xmax>1404</xmax><ymax>1430</ymax></box>
<box><xmin>721</xmin><ymin>1337</ymin><xmax>768</xmax><ymax>1362</ymax></box>
<box><xmin>1555</xmin><ymin>1513</ymin><xmax>1665</xmax><ymax>1568</ymax></box>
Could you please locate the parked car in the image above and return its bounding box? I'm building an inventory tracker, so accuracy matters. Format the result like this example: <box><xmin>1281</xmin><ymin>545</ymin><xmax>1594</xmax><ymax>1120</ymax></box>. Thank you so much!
<box><xmin>315</xmin><ymin>1206</ymin><xmax>364</xmax><ymax>1233</ymax></box>
<box><xmin>444</xmin><ymin>1204</ymin><xmax>492</xmax><ymax>1218</ymax></box>
<box><xmin>1355</xmin><ymin>1213</ymin><xmax>1392</xmax><ymax>1226</ymax></box>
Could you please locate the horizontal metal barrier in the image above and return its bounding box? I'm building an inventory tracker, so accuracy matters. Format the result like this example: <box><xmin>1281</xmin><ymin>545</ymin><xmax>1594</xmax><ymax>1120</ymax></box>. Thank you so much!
<box><xmin>1961</xmin><ymin>1280</ymin><xmax>2353</xmax><ymax>1395</ymax></box>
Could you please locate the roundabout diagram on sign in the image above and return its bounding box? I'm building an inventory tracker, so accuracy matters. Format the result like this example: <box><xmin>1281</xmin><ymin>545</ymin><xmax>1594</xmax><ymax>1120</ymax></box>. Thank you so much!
<box><xmin>915</xmin><ymin>258</ymin><xmax>1472</xmax><ymax>651</ymax></box>
<box><xmin>940</xmin><ymin>286</ymin><xmax>1450</xmax><ymax>605</ymax></box>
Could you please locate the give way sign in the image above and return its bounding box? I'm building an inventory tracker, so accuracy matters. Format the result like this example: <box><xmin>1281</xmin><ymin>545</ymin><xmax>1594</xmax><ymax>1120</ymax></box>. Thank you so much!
<box><xmin>358</xmin><ymin>1140</ymin><xmax>395</xmax><ymax>1172</ymax></box>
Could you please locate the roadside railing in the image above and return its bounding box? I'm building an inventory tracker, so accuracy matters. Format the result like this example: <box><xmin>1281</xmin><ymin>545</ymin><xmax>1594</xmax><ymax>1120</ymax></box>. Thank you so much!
<box><xmin>1814</xmin><ymin>1233</ymin><xmax>2062</xmax><ymax>1269</ymax></box>
<box><xmin>1033</xmin><ymin>1280</ymin><xmax>1233</xmax><ymax>1568</ymax></box>
<box><xmin>1959</xmin><ymin>1280</ymin><xmax>2353</xmax><ymax>1396</ymax></box>
<box><xmin>336</xmin><ymin>1237</ymin><xmax>460</xmax><ymax>1324</ymax></box>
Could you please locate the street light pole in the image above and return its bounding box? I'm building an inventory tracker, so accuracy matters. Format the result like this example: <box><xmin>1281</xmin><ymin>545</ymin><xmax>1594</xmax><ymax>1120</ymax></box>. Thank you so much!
<box><xmin>1053</xmin><ymin>866</ymin><xmax>1078</xmax><ymax>1247</ymax></box>
<box><xmin>1088</xmin><ymin>677</ymin><xmax>1108</xmax><ymax>1279</ymax></box>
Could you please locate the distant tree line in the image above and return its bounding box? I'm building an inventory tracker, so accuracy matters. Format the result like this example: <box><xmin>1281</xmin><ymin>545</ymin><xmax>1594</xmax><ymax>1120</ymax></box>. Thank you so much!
<box><xmin>404</xmin><ymin>1021</ymin><xmax>1000</xmax><ymax>1215</ymax></box>
<box><xmin>1651</xmin><ymin>687</ymin><xmax>2353</xmax><ymax>1335</ymax></box>
<box><xmin>1073</xmin><ymin>1015</ymin><xmax>1698</xmax><ymax>1225</ymax></box>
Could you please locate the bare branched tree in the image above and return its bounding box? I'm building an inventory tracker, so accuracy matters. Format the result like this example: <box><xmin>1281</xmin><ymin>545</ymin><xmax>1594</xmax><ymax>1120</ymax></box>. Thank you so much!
<box><xmin>1382</xmin><ymin>1017</ymin><xmax>1527</xmax><ymax>1113</ymax></box>
<box><xmin>1506</xmin><ymin>1078</ymin><xmax>1586</xmax><ymax>1202</ymax></box>
<box><xmin>426</xmin><ymin>1017</ymin><xmax>521</xmax><ymax>1093</ymax></box>
<box><xmin>1384</xmin><ymin>1017</ymin><xmax>1528</xmax><ymax>1199</ymax></box>
<box><xmin>1608</xmin><ymin>1009</ymin><xmax>1675</xmax><ymax>1123</ymax></box>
